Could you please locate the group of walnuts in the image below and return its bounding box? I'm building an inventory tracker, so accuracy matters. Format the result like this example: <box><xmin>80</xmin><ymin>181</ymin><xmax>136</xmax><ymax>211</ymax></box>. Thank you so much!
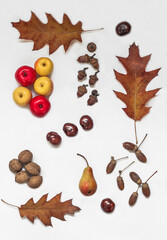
<box><xmin>9</xmin><ymin>150</ymin><xmax>42</xmax><ymax>188</ymax></box>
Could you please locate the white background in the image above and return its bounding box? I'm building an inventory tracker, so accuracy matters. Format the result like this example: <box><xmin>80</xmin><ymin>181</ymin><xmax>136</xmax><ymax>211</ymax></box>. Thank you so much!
<box><xmin>0</xmin><ymin>0</ymin><xmax>167</xmax><ymax>239</ymax></box>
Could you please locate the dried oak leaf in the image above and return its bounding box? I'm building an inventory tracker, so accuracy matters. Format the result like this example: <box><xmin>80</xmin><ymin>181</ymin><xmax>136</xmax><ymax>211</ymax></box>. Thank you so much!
<box><xmin>11</xmin><ymin>12</ymin><xmax>83</xmax><ymax>54</ymax></box>
<box><xmin>113</xmin><ymin>43</ymin><xmax>161</xmax><ymax>121</ymax></box>
<box><xmin>2</xmin><ymin>193</ymin><xmax>80</xmax><ymax>227</ymax></box>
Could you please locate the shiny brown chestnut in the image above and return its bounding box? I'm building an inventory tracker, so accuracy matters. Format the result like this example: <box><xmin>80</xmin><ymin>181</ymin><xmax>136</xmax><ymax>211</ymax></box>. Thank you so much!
<box><xmin>46</xmin><ymin>132</ymin><xmax>62</xmax><ymax>146</ymax></box>
<box><xmin>80</xmin><ymin>115</ymin><xmax>93</xmax><ymax>130</ymax></box>
<box><xmin>116</xmin><ymin>21</ymin><xmax>131</xmax><ymax>36</ymax></box>
<box><xmin>63</xmin><ymin>123</ymin><xmax>78</xmax><ymax>137</ymax></box>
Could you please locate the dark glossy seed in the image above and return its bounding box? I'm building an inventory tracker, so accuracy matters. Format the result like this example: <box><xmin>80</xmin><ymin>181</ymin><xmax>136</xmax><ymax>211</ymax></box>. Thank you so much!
<box><xmin>106</xmin><ymin>159</ymin><xmax>116</xmax><ymax>174</ymax></box>
<box><xmin>46</xmin><ymin>131</ymin><xmax>62</xmax><ymax>146</ymax></box>
<box><xmin>63</xmin><ymin>123</ymin><xmax>78</xmax><ymax>137</ymax></box>
<box><xmin>129</xmin><ymin>172</ymin><xmax>142</xmax><ymax>185</ymax></box>
<box><xmin>116</xmin><ymin>21</ymin><xmax>131</xmax><ymax>36</ymax></box>
<box><xmin>123</xmin><ymin>142</ymin><xmax>136</xmax><ymax>151</ymax></box>
<box><xmin>87</xmin><ymin>42</ymin><xmax>97</xmax><ymax>52</ymax></box>
<box><xmin>142</xmin><ymin>183</ymin><xmax>150</xmax><ymax>197</ymax></box>
<box><xmin>101</xmin><ymin>198</ymin><xmax>115</xmax><ymax>213</ymax></box>
<box><xmin>136</xmin><ymin>150</ymin><xmax>147</xmax><ymax>163</ymax></box>
<box><xmin>80</xmin><ymin>115</ymin><xmax>93</xmax><ymax>130</ymax></box>
<box><xmin>117</xmin><ymin>176</ymin><xmax>124</xmax><ymax>190</ymax></box>
<box><xmin>129</xmin><ymin>192</ymin><xmax>138</xmax><ymax>206</ymax></box>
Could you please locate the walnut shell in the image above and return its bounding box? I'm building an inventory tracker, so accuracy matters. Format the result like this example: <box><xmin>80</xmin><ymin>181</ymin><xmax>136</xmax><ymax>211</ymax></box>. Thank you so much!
<box><xmin>15</xmin><ymin>171</ymin><xmax>30</xmax><ymax>183</ymax></box>
<box><xmin>25</xmin><ymin>162</ymin><xmax>40</xmax><ymax>176</ymax></box>
<box><xmin>28</xmin><ymin>176</ymin><xmax>43</xmax><ymax>188</ymax></box>
<box><xmin>9</xmin><ymin>159</ymin><xmax>22</xmax><ymax>173</ymax></box>
<box><xmin>18</xmin><ymin>150</ymin><xmax>33</xmax><ymax>164</ymax></box>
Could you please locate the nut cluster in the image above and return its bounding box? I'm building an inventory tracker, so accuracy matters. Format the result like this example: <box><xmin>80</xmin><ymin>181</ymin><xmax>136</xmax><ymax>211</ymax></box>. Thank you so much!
<box><xmin>77</xmin><ymin>42</ymin><xmax>100</xmax><ymax>106</ymax></box>
<box><xmin>9</xmin><ymin>150</ymin><xmax>43</xmax><ymax>188</ymax></box>
<box><xmin>129</xmin><ymin>170</ymin><xmax>157</xmax><ymax>206</ymax></box>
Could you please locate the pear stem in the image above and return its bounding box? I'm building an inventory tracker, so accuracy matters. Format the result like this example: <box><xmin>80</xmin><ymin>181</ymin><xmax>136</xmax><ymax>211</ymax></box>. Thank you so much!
<box><xmin>1</xmin><ymin>199</ymin><xmax>18</xmax><ymax>208</ymax></box>
<box><xmin>115</xmin><ymin>156</ymin><xmax>128</xmax><ymax>162</ymax></box>
<box><xmin>145</xmin><ymin>170</ymin><xmax>158</xmax><ymax>183</ymax></box>
<box><xmin>77</xmin><ymin>153</ymin><xmax>89</xmax><ymax>167</ymax></box>
<box><xmin>138</xmin><ymin>133</ymin><xmax>148</xmax><ymax>149</ymax></box>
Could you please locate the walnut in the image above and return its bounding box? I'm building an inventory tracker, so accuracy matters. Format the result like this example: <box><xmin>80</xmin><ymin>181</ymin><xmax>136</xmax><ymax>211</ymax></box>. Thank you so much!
<box><xmin>28</xmin><ymin>176</ymin><xmax>43</xmax><ymax>188</ymax></box>
<box><xmin>18</xmin><ymin>150</ymin><xmax>33</xmax><ymax>164</ymax></box>
<box><xmin>25</xmin><ymin>162</ymin><xmax>41</xmax><ymax>176</ymax></box>
<box><xmin>15</xmin><ymin>171</ymin><xmax>30</xmax><ymax>183</ymax></box>
<box><xmin>9</xmin><ymin>159</ymin><xmax>22</xmax><ymax>173</ymax></box>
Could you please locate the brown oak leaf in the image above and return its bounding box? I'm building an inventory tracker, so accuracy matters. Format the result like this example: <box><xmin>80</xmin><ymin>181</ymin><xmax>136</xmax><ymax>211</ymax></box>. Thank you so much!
<box><xmin>11</xmin><ymin>12</ymin><xmax>83</xmax><ymax>54</ymax></box>
<box><xmin>2</xmin><ymin>193</ymin><xmax>80</xmax><ymax>227</ymax></box>
<box><xmin>113</xmin><ymin>43</ymin><xmax>161</xmax><ymax>121</ymax></box>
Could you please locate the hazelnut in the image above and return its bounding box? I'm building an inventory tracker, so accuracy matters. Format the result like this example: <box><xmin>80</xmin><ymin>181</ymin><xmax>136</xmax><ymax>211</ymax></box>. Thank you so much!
<box><xmin>18</xmin><ymin>150</ymin><xmax>33</xmax><ymax>164</ymax></box>
<box><xmin>9</xmin><ymin>159</ymin><xmax>22</xmax><ymax>173</ymax></box>
<box><xmin>25</xmin><ymin>162</ymin><xmax>40</xmax><ymax>176</ymax></box>
<box><xmin>28</xmin><ymin>176</ymin><xmax>43</xmax><ymax>188</ymax></box>
<box><xmin>15</xmin><ymin>171</ymin><xmax>30</xmax><ymax>183</ymax></box>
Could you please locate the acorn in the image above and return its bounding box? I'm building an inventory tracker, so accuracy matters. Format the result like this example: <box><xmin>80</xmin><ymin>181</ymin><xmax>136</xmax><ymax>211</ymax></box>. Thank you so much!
<box><xmin>77</xmin><ymin>84</ymin><xmax>88</xmax><ymax>97</ymax></box>
<box><xmin>129</xmin><ymin>192</ymin><xmax>138</xmax><ymax>206</ymax></box>
<box><xmin>117</xmin><ymin>176</ymin><xmax>124</xmax><ymax>191</ymax></box>
<box><xmin>77</xmin><ymin>54</ymin><xmax>90</xmax><ymax>63</ymax></box>
<box><xmin>142</xmin><ymin>182</ymin><xmax>150</xmax><ymax>197</ymax></box>
<box><xmin>87</xmin><ymin>90</ymin><xmax>99</xmax><ymax>106</ymax></box>
<box><xmin>89</xmin><ymin>71</ymin><xmax>100</xmax><ymax>86</ymax></box>
<box><xmin>77</xmin><ymin>67</ymin><xmax>88</xmax><ymax>81</ymax></box>
<box><xmin>90</xmin><ymin>55</ymin><xmax>99</xmax><ymax>70</ymax></box>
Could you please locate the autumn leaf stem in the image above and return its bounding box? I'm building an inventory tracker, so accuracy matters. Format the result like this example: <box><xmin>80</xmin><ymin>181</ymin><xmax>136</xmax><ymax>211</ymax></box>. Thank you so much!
<box><xmin>83</xmin><ymin>27</ymin><xmax>104</xmax><ymax>33</ymax></box>
<box><xmin>134</xmin><ymin>120</ymin><xmax>138</xmax><ymax>145</ymax></box>
<box><xmin>138</xmin><ymin>133</ymin><xmax>148</xmax><ymax>149</ymax></box>
<box><xmin>1</xmin><ymin>199</ymin><xmax>18</xmax><ymax>208</ymax></box>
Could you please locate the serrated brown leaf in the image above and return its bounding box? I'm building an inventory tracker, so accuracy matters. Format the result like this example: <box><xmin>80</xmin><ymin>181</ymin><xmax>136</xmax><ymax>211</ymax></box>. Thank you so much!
<box><xmin>113</xmin><ymin>43</ymin><xmax>161</xmax><ymax>121</ymax></box>
<box><xmin>11</xmin><ymin>12</ymin><xmax>83</xmax><ymax>54</ymax></box>
<box><xmin>18</xmin><ymin>193</ymin><xmax>80</xmax><ymax>226</ymax></box>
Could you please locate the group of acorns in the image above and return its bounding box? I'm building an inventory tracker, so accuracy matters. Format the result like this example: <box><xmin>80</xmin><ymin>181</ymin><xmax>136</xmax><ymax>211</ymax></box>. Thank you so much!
<box><xmin>106</xmin><ymin>156</ymin><xmax>157</xmax><ymax>206</ymax></box>
<box><xmin>9</xmin><ymin>150</ymin><xmax>43</xmax><ymax>188</ymax></box>
<box><xmin>77</xmin><ymin>42</ymin><xmax>100</xmax><ymax>106</ymax></box>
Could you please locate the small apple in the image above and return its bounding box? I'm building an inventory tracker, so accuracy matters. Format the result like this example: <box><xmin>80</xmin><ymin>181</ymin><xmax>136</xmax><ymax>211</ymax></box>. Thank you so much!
<box><xmin>30</xmin><ymin>96</ymin><xmax>51</xmax><ymax>117</ymax></box>
<box><xmin>15</xmin><ymin>66</ymin><xmax>37</xmax><ymax>86</ymax></box>
<box><xmin>13</xmin><ymin>86</ymin><xmax>32</xmax><ymax>106</ymax></box>
<box><xmin>34</xmin><ymin>57</ymin><xmax>53</xmax><ymax>76</ymax></box>
<box><xmin>34</xmin><ymin>77</ymin><xmax>53</xmax><ymax>96</ymax></box>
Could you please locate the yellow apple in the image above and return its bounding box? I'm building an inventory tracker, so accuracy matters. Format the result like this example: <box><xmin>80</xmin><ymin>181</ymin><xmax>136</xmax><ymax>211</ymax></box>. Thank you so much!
<box><xmin>13</xmin><ymin>87</ymin><xmax>32</xmax><ymax>106</ymax></box>
<box><xmin>34</xmin><ymin>77</ymin><xmax>53</xmax><ymax>96</ymax></box>
<box><xmin>34</xmin><ymin>57</ymin><xmax>53</xmax><ymax>76</ymax></box>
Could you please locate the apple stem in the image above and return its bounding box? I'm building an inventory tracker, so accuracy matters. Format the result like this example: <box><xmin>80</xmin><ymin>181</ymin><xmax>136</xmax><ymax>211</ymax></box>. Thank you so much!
<box><xmin>145</xmin><ymin>170</ymin><xmax>158</xmax><ymax>183</ymax></box>
<box><xmin>1</xmin><ymin>199</ymin><xmax>18</xmax><ymax>208</ymax></box>
<box><xmin>23</xmin><ymin>70</ymin><xmax>27</xmax><ymax>77</ymax></box>
<box><xmin>77</xmin><ymin>153</ymin><xmax>89</xmax><ymax>167</ymax></box>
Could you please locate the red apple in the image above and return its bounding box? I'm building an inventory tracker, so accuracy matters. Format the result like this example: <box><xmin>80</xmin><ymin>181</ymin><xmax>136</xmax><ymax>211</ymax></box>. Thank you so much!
<box><xmin>29</xmin><ymin>96</ymin><xmax>51</xmax><ymax>117</ymax></box>
<box><xmin>15</xmin><ymin>66</ymin><xmax>37</xmax><ymax>86</ymax></box>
